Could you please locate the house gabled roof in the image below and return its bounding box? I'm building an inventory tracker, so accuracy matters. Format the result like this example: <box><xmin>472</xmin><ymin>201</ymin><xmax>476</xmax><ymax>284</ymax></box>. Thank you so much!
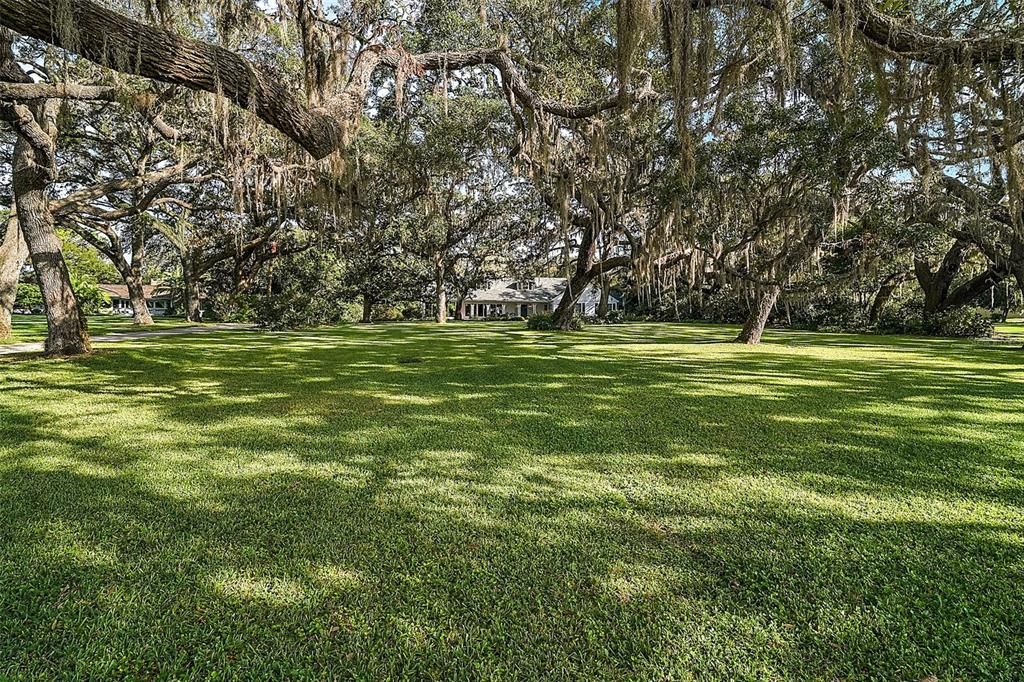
<box><xmin>467</xmin><ymin>278</ymin><xmax>567</xmax><ymax>303</ymax></box>
<box><xmin>99</xmin><ymin>284</ymin><xmax>173</xmax><ymax>300</ymax></box>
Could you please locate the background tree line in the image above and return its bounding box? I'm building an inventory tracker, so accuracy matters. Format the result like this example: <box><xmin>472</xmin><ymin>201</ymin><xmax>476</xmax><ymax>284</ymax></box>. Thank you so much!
<box><xmin>1</xmin><ymin>0</ymin><xmax>1023</xmax><ymax>354</ymax></box>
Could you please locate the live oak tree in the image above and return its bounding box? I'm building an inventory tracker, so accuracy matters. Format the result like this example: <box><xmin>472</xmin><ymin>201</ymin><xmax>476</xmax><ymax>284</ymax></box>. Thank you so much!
<box><xmin>4</xmin><ymin>0</ymin><xmax>1024</xmax><ymax>347</ymax></box>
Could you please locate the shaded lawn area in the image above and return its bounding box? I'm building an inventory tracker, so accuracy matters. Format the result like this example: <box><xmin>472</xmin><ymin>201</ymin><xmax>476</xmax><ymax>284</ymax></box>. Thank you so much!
<box><xmin>1</xmin><ymin>315</ymin><xmax>194</xmax><ymax>345</ymax></box>
<box><xmin>996</xmin><ymin>318</ymin><xmax>1024</xmax><ymax>343</ymax></box>
<box><xmin>0</xmin><ymin>323</ymin><xmax>1022</xmax><ymax>680</ymax></box>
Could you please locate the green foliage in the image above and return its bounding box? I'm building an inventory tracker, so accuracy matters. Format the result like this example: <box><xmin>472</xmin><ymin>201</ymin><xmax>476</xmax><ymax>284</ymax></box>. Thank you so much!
<box><xmin>14</xmin><ymin>283</ymin><xmax>43</xmax><ymax>310</ymax></box>
<box><xmin>254</xmin><ymin>251</ymin><xmax>354</xmax><ymax>330</ymax></box>
<box><xmin>878</xmin><ymin>301</ymin><xmax>995</xmax><ymax>338</ymax></box>
<box><xmin>791</xmin><ymin>294</ymin><xmax>871</xmax><ymax>333</ymax></box>
<box><xmin>59</xmin><ymin>231</ymin><xmax>121</xmax><ymax>284</ymax></box>
<box><xmin>527</xmin><ymin>313</ymin><xmax>584</xmax><ymax>331</ymax></box>
<box><xmin>70</xmin><ymin>273</ymin><xmax>109</xmax><ymax>315</ymax></box>
<box><xmin>923</xmin><ymin>307</ymin><xmax>995</xmax><ymax>339</ymax></box>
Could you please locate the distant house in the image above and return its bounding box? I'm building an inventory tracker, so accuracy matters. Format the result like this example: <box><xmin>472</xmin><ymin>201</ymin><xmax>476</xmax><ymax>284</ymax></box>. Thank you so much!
<box><xmin>463</xmin><ymin>278</ymin><xmax>622</xmax><ymax>319</ymax></box>
<box><xmin>99</xmin><ymin>284</ymin><xmax>176</xmax><ymax>317</ymax></box>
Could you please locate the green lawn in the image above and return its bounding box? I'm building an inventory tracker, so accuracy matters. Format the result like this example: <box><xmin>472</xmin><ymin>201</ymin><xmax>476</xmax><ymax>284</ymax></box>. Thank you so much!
<box><xmin>997</xmin><ymin>318</ymin><xmax>1024</xmax><ymax>342</ymax></box>
<box><xmin>1</xmin><ymin>315</ymin><xmax>194</xmax><ymax>345</ymax></box>
<box><xmin>1</xmin><ymin>323</ymin><xmax>1022</xmax><ymax>679</ymax></box>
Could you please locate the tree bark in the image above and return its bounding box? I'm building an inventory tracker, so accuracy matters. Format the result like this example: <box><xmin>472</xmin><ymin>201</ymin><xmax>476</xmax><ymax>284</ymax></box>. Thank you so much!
<box><xmin>361</xmin><ymin>294</ymin><xmax>373</xmax><ymax>324</ymax></box>
<box><xmin>126</xmin><ymin>275</ymin><xmax>154</xmax><ymax>326</ymax></box>
<box><xmin>127</xmin><ymin>224</ymin><xmax>153</xmax><ymax>325</ymax></box>
<box><xmin>551</xmin><ymin>270</ymin><xmax>592</xmax><ymax>330</ymax></box>
<box><xmin>454</xmin><ymin>291</ymin><xmax>468</xmax><ymax>321</ymax></box>
<box><xmin>868</xmin><ymin>273</ymin><xmax>909</xmax><ymax>324</ymax></box>
<box><xmin>434</xmin><ymin>254</ymin><xmax>448</xmax><ymax>324</ymax></box>
<box><xmin>0</xmin><ymin>214</ymin><xmax>28</xmax><ymax>339</ymax></box>
<box><xmin>0</xmin><ymin>0</ymin><xmax>343</xmax><ymax>159</ymax></box>
<box><xmin>12</xmin><ymin>103</ymin><xmax>91</xmax><ymax>356</ymax></box>
<box><xmin>735</xmin><ymin>285</ymin><xmax>780</xmax><ymax>345</ymax></box>
<box><xmin>597</xmin><ymin>276</ymin><xmax>611</xmax><ymax>318</ymax></box>
<box><xmin>182</xmin><ymin>261</ymin><xmax>202</xmax><ymax>322</ymax></box>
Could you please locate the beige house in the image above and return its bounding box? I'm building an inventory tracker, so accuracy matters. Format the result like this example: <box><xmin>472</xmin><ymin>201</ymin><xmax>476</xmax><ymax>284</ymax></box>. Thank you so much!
<box><xmin>100</xmin><ymin>284</ymin><xmax>176</xmax><ymax>317</ymax></box>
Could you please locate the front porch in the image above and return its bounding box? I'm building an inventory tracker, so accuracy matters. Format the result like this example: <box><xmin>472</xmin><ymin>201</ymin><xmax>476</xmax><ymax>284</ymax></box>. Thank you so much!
<box><xmin>463</xmin><ymin>302</ymin><xmax>551</xmax><ymax>319</ymax></box>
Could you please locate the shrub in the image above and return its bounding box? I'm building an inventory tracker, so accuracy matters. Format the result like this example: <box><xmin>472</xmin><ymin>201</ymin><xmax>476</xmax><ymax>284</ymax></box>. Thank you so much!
<box><xmin>527</xmin><ymin>313</ymin><xmax>584</xmax><ymax>331</ymax></box>
<box><xmin>878</xmin><ymin>301</ymin><xmax>993</xmax><ymax>338</ymax></box>
<box><xmin>923</xmin><ymin>307</ymin><xmax>995</xmax><ymax>338</ymax></box>
<box><xmin>15</xmin><ymin>283</ymin><xmax>43</xmax><ymax>311</ymax></box>
<box><xmin>702</xmin><ymin>289</ymin><xmax>750</xmax><ymax>324</ymax></box>
<box><xmin>877</xmin><ymin>299</ymin><xmax>925</xmax><ymax>335</ymax></box>
<box><xmin>791</xmin><ymin>294</ymin><xmax>870</xmax><ymax>332</ymax></box>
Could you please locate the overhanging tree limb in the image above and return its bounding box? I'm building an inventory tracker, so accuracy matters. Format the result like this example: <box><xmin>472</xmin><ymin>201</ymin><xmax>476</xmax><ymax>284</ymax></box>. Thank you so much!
<box><xmin>0</xmin><ymin>0</ymin><xmax>345</xmax><ymax>159</ymax></box>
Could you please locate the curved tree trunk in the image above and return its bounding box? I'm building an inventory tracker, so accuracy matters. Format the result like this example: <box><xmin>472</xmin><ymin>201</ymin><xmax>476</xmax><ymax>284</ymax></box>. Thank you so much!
<box><xmin>126</xmin><ymin>275</ymin><xmax>154</xmax><ymax>326</ymax></box>
<box><xmin>869</xmin><ymin>274</ymin><xmax>908</xmax><ymax>324</ymax></box>
<box><xmin>735</xmin><ymin>285</ymin><xmax>780</xmax><ymax>345</ymax></box>
<box><xmin>12</xmin><ymin>108</ymin><xmax>91</xmax><ymax>356</ymax></box>
<box><xmin>0</xmin><ymin>214</ymin><xmax>28</xmax><ymax>339</ymax></box>
<box><xmin>551</xmin><ymin>273</ymin><xmax>591</xmax><ymax>330</ymax></box>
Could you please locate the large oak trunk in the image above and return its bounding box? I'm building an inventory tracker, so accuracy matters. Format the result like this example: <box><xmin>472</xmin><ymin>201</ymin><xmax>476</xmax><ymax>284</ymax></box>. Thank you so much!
<box><xmin>12</xmin><ymin>116</ymin><xmax>91</xmax><ymax>356</ymax></box>
<box><xmin>735</xmin><ymin>285</ymin><xmax>780</xmax><ymax>345</ymax></box>
<box><xmin>0</xmin><ymin>214</ymin><xmax>28</xmax><ymax>339</ymax></box>
<box><xmin>183</xmin><ymin>276</ymin><xmax>202</xmax><ymax>322</ymax></box>
<box><xmin>551</xmin><ymin>272</ymin><xmax>592</xmax><ymax>329</ymax></box>
<box><xmin>127</xmin><ymin>275</ymin><xmax>154</xmax><ymax>326</ymax></box>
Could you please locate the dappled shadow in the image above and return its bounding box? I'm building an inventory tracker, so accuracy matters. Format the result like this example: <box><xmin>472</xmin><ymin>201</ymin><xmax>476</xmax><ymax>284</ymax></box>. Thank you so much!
<box><xmin>0</xmin><ymin>322</ymin><xmax>1022</xmax><ymax>678</ymax></box>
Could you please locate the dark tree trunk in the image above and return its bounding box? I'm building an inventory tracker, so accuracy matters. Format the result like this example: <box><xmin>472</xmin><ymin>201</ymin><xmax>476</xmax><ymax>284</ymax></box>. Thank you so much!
<box><xmin>12</xmin><ymin>107</ymin><xmax>91</xmax><ymax>356</ymax></box>
<box><xmin>869</xmin><ymin>274</ymin><xmax>908</xmax><ymax>324</ymax></box>
<box><xmin>597</xmin><ymin>276</ymin><xmax>611</xmax><ymax>318</ymax></box>
<box><xmin>914</xmin><ymin>241</ymin><xmax>1009</xmax><ymax>317</ymax></box>
<box><xmin>0</xmin><ymin>214</ymin><xmax>28</xmax><ymax>339</ymax></box>
<box><xmin>551</xmin><ymin>270</ymin><xmax>592</xmax><ymax>330</ymax></box>
<box><xmin>361</xmin><ymin>294</ymin><xmax>373</xmax><ymax>323</ymax></box>
<box><xmin>735</xmin><ymin>285</ymin><xmax>780</xmax><ymax>345</ymax></box>
<box><xmin>182</xmin><ymin>262</ymin><xmax>202</xmax><ymax>322</ymax></box>
<box><xmin>552</xmin><ymin>223</ymin><xmax>599</xmax><ymax>330</ymax></box>
<box><xmin>434</xmin><ymin>254</ymin><xmax>448</xmax><ymax>324</ymax></box>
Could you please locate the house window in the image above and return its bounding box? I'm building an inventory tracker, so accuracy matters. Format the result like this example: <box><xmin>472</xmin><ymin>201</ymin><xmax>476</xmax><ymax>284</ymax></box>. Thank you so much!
<box><xmin>575</xmin><ymin>302</ymin><xmax>586</xmax><ymax>314</ymax></box>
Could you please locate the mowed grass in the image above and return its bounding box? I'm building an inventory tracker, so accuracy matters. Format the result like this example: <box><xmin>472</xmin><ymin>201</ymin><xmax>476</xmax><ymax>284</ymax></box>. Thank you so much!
<box><xmin>1</xmin><ymin>323</ymin><xmax>1022</xmax><ymax>680</ymax></box>
<box><xmin>1</xmin><ymin>315</ymin><xmax>193</xmax><ymax>345</ymax></box>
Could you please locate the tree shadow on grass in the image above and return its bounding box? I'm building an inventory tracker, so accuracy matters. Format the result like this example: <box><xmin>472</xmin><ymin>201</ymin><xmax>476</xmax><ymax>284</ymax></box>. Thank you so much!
<box><xmin>0</xmin><ymin>322</ymin><xmax>1022</xmax><ymax>679</ymax></box>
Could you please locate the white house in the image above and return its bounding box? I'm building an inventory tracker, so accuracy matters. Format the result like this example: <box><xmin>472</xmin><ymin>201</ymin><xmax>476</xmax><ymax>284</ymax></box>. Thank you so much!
<box><xmin>463</xmin><ymin>278</ymin><xmax>622</xmax><ymax>319</ymax></box>
<box><xmin>99</xmin><ymin>284</ymin><xmax>176</xmax><ymax>317</ymax></box>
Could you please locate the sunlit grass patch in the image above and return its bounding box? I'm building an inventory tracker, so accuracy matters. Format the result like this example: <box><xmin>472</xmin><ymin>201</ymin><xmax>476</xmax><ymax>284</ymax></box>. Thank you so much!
<box><xmin>0</xmin><ymin>321</ymin><xmax>1022</xmax><ymax>679</ymax></box>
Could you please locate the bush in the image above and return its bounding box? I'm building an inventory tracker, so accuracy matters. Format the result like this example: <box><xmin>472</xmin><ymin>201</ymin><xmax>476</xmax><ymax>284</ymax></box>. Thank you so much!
<box><xmin>877</xmin><ymin>299</ymin><xmax>925</xmax><ymax>335</ymax></box>
<box><xmin>527</xmin><ymin>313</ymin><xmax>584</xmax><ymax>331</ymax></box>
<box><xmin>790</xmin><ymin>293</ymin><xmax>870</xmax><ymax>332</ymax></box>
<box><xmin>702</xmin><ymin>289</ymin><xmax>750</xmax><ymax>324</ymax></box>
<box><xmin>878</xmin><ymin>300</ymin><xmax>994</xmax><ymax>338</ymax></box>
<box><xmin>923</xmin><ymin>307</ymin><xmax>994</xmax><ymax>338</ymax></box>
<box><xmin>14</xmin><ymin>283</ymin><xmax>43</xmax><ymax>311</ymax></box>
<box><xmin>401</xmin><ymin>304</ymin><xmax>425</xmax><ymax>320</ymax></box>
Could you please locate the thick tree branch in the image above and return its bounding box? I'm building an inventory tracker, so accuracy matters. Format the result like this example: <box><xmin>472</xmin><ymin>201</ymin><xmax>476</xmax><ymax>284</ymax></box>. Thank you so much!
<box><xmin>0</xmin><ymin>0</ymin><xmax>344</xmax><ymax>159</ymax></box>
